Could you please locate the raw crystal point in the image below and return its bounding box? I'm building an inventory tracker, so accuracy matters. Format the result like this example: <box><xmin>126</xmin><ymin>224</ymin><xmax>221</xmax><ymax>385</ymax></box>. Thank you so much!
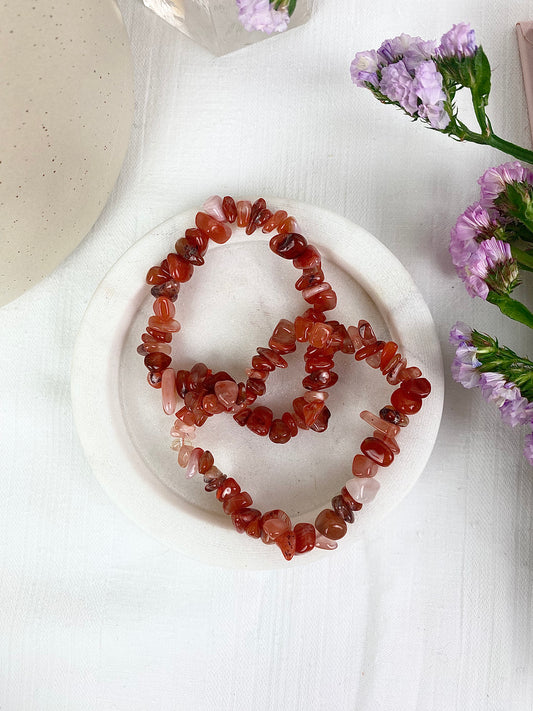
<box><xmin>345</xmin><ymin>477</ymin><xmax>380</xmax><ymax>504</ymax></box>
<box><xmin>214</xmin><ymin>380</ymin><xmax>239</xmax><ymax>409</ymax></box>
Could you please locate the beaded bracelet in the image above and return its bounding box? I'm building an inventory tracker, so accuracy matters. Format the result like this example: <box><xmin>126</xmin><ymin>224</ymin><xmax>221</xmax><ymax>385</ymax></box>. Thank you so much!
<box><xmin>137</xmin><ymin>196</ymin><xmax>431</xmax><ymax>558</ymax></box>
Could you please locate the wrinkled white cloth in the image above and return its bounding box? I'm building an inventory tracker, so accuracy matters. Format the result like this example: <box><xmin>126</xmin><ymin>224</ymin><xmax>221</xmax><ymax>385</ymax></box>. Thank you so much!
<box><xmin>1</xmin><ymin>0</ymin><xmax>532</xmax><ymax>709</ymax></box>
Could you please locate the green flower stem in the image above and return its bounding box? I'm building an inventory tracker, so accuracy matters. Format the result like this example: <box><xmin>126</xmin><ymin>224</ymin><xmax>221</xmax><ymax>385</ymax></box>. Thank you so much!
<box><xmin>484</xmin><ymin>134</ymin><xmax>533</xmax><ymax>165</ymax></box>
<box><xmin>486</xmin><ymin>291</ymin><xmax>533</xmax><ymax>329</ymax></box>
<box><xmin>511</xmin><ymin>245</ymin><xmax>533</xmax><ymax>271</ymax></box>
<box><xmin>471</xmin><ymin>329</ymin><xmax>533</xmax><ymax>399</ymax></box>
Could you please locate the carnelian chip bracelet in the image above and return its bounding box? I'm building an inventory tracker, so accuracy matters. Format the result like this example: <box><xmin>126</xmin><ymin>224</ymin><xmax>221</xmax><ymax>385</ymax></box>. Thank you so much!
<box><xmin>137</xmin><ymin>196</ymin><xmax>431</xmax><ymax>559</ymax></box>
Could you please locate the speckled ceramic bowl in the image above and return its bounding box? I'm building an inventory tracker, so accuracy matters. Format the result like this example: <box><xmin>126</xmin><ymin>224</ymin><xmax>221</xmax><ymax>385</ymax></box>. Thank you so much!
<box><xmin>0</xmin><ymin>0</ymin><xmax>134</xmax><ymax>307</ymax></box>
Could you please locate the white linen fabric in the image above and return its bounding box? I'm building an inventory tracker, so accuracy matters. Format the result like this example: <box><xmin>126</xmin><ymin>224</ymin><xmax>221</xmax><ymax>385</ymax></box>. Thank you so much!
<box><xmin>1</xmin><ymin>0</ymin><xmax>532</xmax><ymax>708</ymax></box>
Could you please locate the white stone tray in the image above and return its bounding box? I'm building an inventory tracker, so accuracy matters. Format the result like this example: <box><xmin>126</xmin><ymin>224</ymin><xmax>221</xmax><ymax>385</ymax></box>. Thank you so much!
<box><xmin>71</xmin><ymin>198</ymin><xmax>444</xmax><ymax>569</ymax></box>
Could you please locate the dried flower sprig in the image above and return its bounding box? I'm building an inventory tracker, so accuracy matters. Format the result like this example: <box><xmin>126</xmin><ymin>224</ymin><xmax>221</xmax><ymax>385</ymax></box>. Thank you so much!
<box><xmin>236</xmin><ymin>0</ymin><xmax>295</xmax><ymax>34</ymax></box>
<box><xmin>450</xmin><ymin>162</ymin><xmax>533</xmax><ymax>328</ymax></box>
<box><xmin>351</xmin><ymin>23</ymin><xmax>533</xmax><ymax>164</ymax></box>
<box><xmin>450</xmin><ymin>323</ymin><xmax>533</xmax><ymax>465</ymax></box>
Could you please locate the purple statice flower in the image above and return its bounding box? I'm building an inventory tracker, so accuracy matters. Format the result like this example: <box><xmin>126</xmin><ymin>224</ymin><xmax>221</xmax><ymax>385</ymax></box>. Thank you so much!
<box><xmin>350</xmin><ymin>50</ymin><xmax>383</xmax><ymax>88</ymax></box>
<box><xmin>478</xmin><ymin>161</ymin><xmax>533</xmax><ymax>208</ymax></box>
<box><xmin>449</xmin><ymin>202</ymin><xmax>497</xmax><ymax>270</ymax></box>
<box><xmin>378</xmin><ymin>33</ymin><xmax>437</xmax><ymax>71</ymax></box>
<box><xmin>379</xmin><ymin>60</ymin><xmax>419</xmax><ymax>114</ymax></box>
<box><xmin>449</xmin><ymin>321</ymin><xmax>473</xmax><ymax>346</ymax></box>
<box><xmin>463</xmin><ymin>237</ymin><xmax>518</xmax><ymax>299</ymax></box>
<box><xmin>236</xmin><ymin>0</ymin><xmax>289</xmax><ymax>34</ymax></box>
<box><xmin>499</xmin><ymin>392</ymin><xmax>533</xmax><ymax>427</ymax></box>
<box><xmin>524</xmin><ymin>429</ymin><xmax>533</xmax><ymax>466</ymax></box>
<box><xmin>451</xmin><ymin>342</ymin><xmax>482</xmax><ymax>388</ymax></box>
<box><xmin>479</xmin><ymin>371</ymin><xmax>509</xmax><ymax>404</ymax></box>
<box><xmin>413</xmin><ymin>60</ymin><xmax>449</xmax><ymax>129</ymax></box>
<box><xmin>437</xmin><ymin>22</ymin><xmax>477</xmax><ymax>58</ymax></box>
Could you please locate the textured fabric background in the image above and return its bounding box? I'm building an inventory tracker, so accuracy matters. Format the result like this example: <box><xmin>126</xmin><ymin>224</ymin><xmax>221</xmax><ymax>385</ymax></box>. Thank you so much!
<box><xmin>1</xmin><ymin>0</ymin><xmax>532</xmax><ymax>709</ymax></box>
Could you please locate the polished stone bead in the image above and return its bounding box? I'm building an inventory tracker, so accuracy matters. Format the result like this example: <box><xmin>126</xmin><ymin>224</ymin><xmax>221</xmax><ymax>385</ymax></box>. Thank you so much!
<box><xmin>252</xmin><ymin>208</ymin><xmax>272</xmax><ymax>232</ymax></box>
<box><xmin>386</xmin><ymin>357</ymin><xmax>407</xmax><ymax>385</ymax></box>
<box><xmin>391</xmin><ymin>388</ymin><xmax>423</xmax><ymax>414</ymax></box>
<box><xmin>245</xmin><ymin>368</ymin><xmax>268</xmax><ymax>382</ymax></box>
<box><xmin>247</xmin><ymin>198</ymin><xmax>266</xmax><ymax>234</ymax></box>
<box><xmin>302</xmin><ymin>369</ymin><xmax>338</xmax><ymax>390</ymax></box>
<box><xmin>144</xmin><ymin>352</ymin><xmax>172</xmax><ymax>372</ymax></box>
<box><xmin>161</xmin><ymin>368</ymin><xmax>177</xmax><ymax>415</ymax></box>
<box><xmin>145</xmin><ymin>327</ymin><xmax>173</xmax><ymax>343</ymax></box>
<box><xmin>291</xmin><ymin>397</ymin><xmax>309</xmax><ymax>430</ymax></box>
<box><xmin>358</xmin><ymin>320</ymin><xmax>376</xmax><ymax>345</ymax></box>
<box><xmin>148</xmin><ymin>316</ymin><xmax>181</xmax><ymax>333</ymax></box>
<box><xmin>373</xmin><ymin>430</ymin><xmax>400</xmax><ymax>454</ymax></box>
<box><xmin>262</xmin><ymin>209</ymin><xmax>287</xmax><ymax>233</ymax></box>
<box><xmin>303</xmin><ymin>390</ymin><xmax>329</xmax><ymax>403</ymax></box>
<box><xmin>177</xmin><ymin>443</ymin><xmax>194</xmax><ymax>468</ymax></box>
<box><xmin>315</xmin><ymin>509</ymin><xmax>347</xmax><ymax>540</ymax></box>
<box><xmin>195</xmin><ymin>211</ymin><xmax>231</xmax><ymax>244</ymax></box>
<box><xmin>202</xmin><ymin>195</ymin><xmax>226</xmax><ymax>222</ymax></box>
<box><xmin>380</xmin><ymin>341</ymin><xmax>398</xmax><ymax>371</ymax></box>
<box><xmin>281</xmin><ymin>412</ymin><xmax>298</xmax><ymax>437</ymax></box>
<box><xmin>233</xmin><ymin>408</ymin><xmax>251</xmax><ymax>426</ymax></box>
<box><xmin>308</xmin><ymin>322</ymin><xmax>333</xmax><ymax>349</ymax></box>
<box><xmin>202</xmin><ymin>393</ymin><xmax>225</xmax><ymax>415</ymax></box>
<box><xmin>236</xmin><ymin>200</ymin><xmax>252</xmax><ymax>227</ymax></box>
<box><xmin>269</xmin><ymin>319</ymin><xmax>296</xmax><ymax>354</ymax></box>
<box><xmin>302</xmin><ymin>307</ymin><xmax>326</xmax><ymax>323</ymax></box>
<box><xmin>309</xmin><ymin>405</ymin><xmax>330</xmax><ymax>432</ymax></box>
<box><xmin>355</xmin><ymin>341</ymin><xmax>385</xmax><ymax>361</ymax></box>
<box><xmin>198</xmin><ymin>450</ymin><xmax>214</xmax><ymax>475</ymax></box>
<box><xmin>341</xmin><ymin>486</ymin><xmax>363</xmax><ymax>511</ymax></box>
<box><xmin>174</xmin><ymin>237</ymin><xmax>205</xmax><ymax>266</ymax></box>
<box><xmin>245</xmin><ymin>517</ymin><xmax>262</xmax><ymax>538</ymax></box>
<box><xmin>150</xmin><ymin>279</ymin><xmax>180</xmax><ymax>301</ymax></box>
<box><xmin>269</xmin><ymin>419</ymin><xmax>291</xmax><ymax>444</ymax></box>
<box><xmin>379</xmin><ymin>405</ymin><xmax>409</xmax><ymax>427</ymax></box>
<box><xmin>400</xmin><ymin>377</ymin><xmax>431</xmax><ymax>398</ymax></box>
<box><xmin>176</xmin><ymin>406</ymin><xmax>195</xmax><ymax>426</ymax></box>
<box><xmin>293</xmin><ymin>245</ymin><xmax>321</xmax><ymax>270</ymax></box>
<box><xmin>294</xmin><ymin>522</ymin><xmax>316</xmax><ymax>553</ymax></box>
<box><xmin>347</xmin><ymin>325</ymin><xmax>364</xmax><ymax>350</ymax></box>
<box><xmin>331</xmin><ymin>494</ymin><xmax>355</xmax><ymax>523</ymax></box>
<box><xmin>304</xmin><ymin>353</ymin><xmax>334</xmax><ymax>373</ymax></box>
<box><xmin>382</xmin><ymin>352</ymin><xmax>402</xmax><ymax>375</ymax></box>
<box><xmin>295</xmin><ymin>267</ymin><xmax>325</xmax><ymax>291</ymax></box>
<box><xmin>278</xmin><ymin>216</ymin><xmax>300</xmax><ymax>234</ymax></box>
<box><xmin>251</xmin><ymin>355</ymin><xmax>275</xmax><ymax>372</ymax></box>
<box><xmin>269</xmin><ymin>232</ymin><xmax>307</xmax><ymax>259</ymax></box>
<box><xmin>223</xmin><ymin>491</ymin><xmax>253</xmax><ymax>515</ymax></box>
<box><xmin>302</xmin><ymin>281</ymin><xmax>330</xmax><ymax>303</ymax></box>
<box><xmin>153</xmin><ymin>297</ymin><xmax>175</xmax><ymax>320</ymax></box>
<box><xmin>147</xmin><ymin>371</ymin><xmax>163</xmax><ymax>389</ymax></box>
<box><xmin>246</xmin><ymin>378</ymin><xmax>266</xmax><ymax>397</ymax></box>
<box><xmin>351</xmin><ymin>453</ymin><xmax>379</xmax><ymax>478</ymax></box>
<box><xmin>231</xmin><ymin>507</ymin><xmax>261</xmax><ymax>533</ymax></box>
<box><xmin>246</xmin><ymin>406</ymin><xmax>273</xmax><ymax>436</ymax></box>
<box><xmin>203</xmin><ymin>466</ymin><xmax>225</xmax><ymax>491</ymax></box>
<box><xmin>345</xmin><ymin>476</ymin><xmax>380</xmax><ymax>504</ymax></box>
<box><xmin>185</xmin><ymin>228</ymin><xmax>209</xmax><ymax>256</ymax></box>
<box><xmin>360</xmin><ymin>410</ymin><xmax>400</xmax><ymax>438</ymax></box>
<box><xmin>185</xmin><ymin>447</ymin><xmax>203</xmax><ymax>478</ymax></box>
<box><xmin>146</xmin><ymin>266</ymin><xmax>170</xmax><ymax>285</ymax></box>
<box><xmin>138</xmin><ymin>341</ymin><xmax>171</xmax><ymax>355</ymax></box>
<box><xmin>314</xmin><ymin>534</ymin><xmax>338</xmax><ymax>550</ymax></box>
<box><xmin>261</xmin><ymin>510</ymin><xmax>291</xmax><ymax>539</ymax></box>
<box><xmin>170</xmin><ymin>421</ymin><xmax>196</xmax><ymax>439</ymax></box>
<box><xmin>222</xmin><ymin>196</ymin><xmax>237</xmax><ymax>223</ymax></box>
<box><xmin>216</xmin><ymin>477</ymin><xmax>240</xmax><ymax>501</ymax></box>
<box><xmin>276</xmin><ymin>530</ymin><xmax>296</xmax><ymax>560</ymax></box>
<box><xmin>294</xmin><ymin>316</ymin><xmax>314</xmax><ymax>342</ymax></box>
<box><xmin>399</xmin><ymin>366</ymin><xmax>422</xmax><ymax>381</ymax></box>
<box><xmin>175</xmin><ymin>370</ymin><xmax>189</xmax><ymax>398</ymax></box>
<box><xmin>361</xmin><ymin>436</ymin><xmax>394</xmax><ymax>466</ymax></box>
<box><xmin>166</xmin><ymin>252</ymin><xmax>194</xmax><ymax>282</ymax></box>
<box><xmin>309</xmin><ymin>288</ymin><xmax>337</xmax><ymax>311</ymax></box>
<box><xmin>302</xmin><ymin>400</ymin><xmax>325</xmax><ymax>427</ymax></box>
<box><xmin>187</xmin><ymin>362</ymin><xmax>209</xmax><ymax>391</ymax></box>
<box><xmin>256</xmin><ymin>347</ymin><xmax>288</xmax><ymax>369</ymax></box>
<box><xmin>214</xmin><ymin>380</ymin><xmax>239</xmax><ymax>409</ymax></box>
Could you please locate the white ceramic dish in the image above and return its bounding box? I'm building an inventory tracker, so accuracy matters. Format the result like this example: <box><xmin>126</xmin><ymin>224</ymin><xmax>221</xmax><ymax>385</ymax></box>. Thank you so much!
<box><xmin>0</xmin><ymin>0</ymin><xmax>134</xmax><ymax>306</ymax></box>
<box><xmin>71</xmin><ymin>199</ymin><xmax>444</xmax><ymax>569</ymax></box>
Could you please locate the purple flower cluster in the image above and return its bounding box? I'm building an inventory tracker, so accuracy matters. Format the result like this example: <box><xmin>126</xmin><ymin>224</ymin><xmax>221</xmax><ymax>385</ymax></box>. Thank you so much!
<box><xmin>350</xmin><ymin>23</ymin><xmax>479</xmax><ymax>131</ymax></box>
<box><xmin>450</xmin><ymin>324</ymin><xmax>533</xmax><ymax>464</ymax></box>
<box><xmin>449</xmin><ymin>162</ymin><xmax>526</xmax><ymax>300</ymax></box>
<box><xmin>235</xmin><ymin>0</ymin><xmax>289</xmax><ymax>34</ymax></box>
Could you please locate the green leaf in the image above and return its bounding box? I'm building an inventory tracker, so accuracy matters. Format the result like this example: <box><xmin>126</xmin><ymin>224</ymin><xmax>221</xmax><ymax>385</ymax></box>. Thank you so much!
<box><xmin>473</xmin><ymin>46</ymin><xmax>491</xmax><ymax>101</ymax></box>
<box><xmin>486</xmin><ymin>291</ymin><xmax>533</xmax><ymax>329</ymax></box>
<box><xmin>288</xmin><ymin>0</ymin><xmax>297</xmax><ymax>15</ymax></box>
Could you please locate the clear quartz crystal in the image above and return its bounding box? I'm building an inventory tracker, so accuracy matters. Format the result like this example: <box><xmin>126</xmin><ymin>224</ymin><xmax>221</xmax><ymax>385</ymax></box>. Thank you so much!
<box><xmin>143</xmin><ymin>0</ymin><xmax>314</xmax><ymax>56</ymax></box>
